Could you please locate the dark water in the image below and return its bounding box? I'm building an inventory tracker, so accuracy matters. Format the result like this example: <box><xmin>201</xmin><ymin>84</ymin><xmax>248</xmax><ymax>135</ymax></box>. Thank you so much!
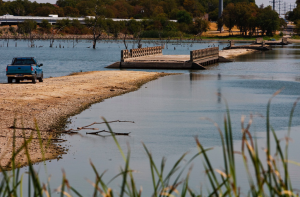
<box><xmin>2</xmin><ymin>40</ymin><xmax>300</xmax><ymax>195</ymax></box>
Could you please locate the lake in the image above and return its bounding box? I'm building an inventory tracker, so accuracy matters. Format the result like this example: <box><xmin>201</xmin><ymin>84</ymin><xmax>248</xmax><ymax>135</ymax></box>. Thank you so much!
<box><xmin>1</xmin><ymin>39</ymin><xmax>300</xmax><ymax>195</ymax></box>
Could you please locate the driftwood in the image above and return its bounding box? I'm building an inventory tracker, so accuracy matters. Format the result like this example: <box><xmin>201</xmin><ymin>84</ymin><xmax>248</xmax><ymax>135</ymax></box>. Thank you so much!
<box><xmin>7</xmin><ymin>120</ymin><xmax>133</xmax><ymax>136</ymax></box>
<box><xmin>69</xmin><ymin>120</ymin><xmax>134</xmax><ymax>136</ymax></box>
<box><xmin>86</xmin><ymin>130</ymin><xmax>131</xmax><ymax>136</ymax></box>
<box><xmin>78</xmin><ymin>120</ymin><xmax>134</xmax><ymax>129</ymax></box>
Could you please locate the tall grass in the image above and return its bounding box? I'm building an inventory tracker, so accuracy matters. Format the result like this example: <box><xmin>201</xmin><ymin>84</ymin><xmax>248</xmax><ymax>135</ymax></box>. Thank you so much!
<box><xmin>0</xmin><ymin>91</ymin><xmax>299</xmax><ymax>196</ymax></box>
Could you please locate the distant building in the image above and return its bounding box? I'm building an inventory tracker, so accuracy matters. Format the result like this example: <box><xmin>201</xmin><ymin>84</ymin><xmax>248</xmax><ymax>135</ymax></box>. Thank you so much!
<box><xmin>0</xmin><ymin>14</ymin><xmax>177</xmax><ymax>25</ymax></box>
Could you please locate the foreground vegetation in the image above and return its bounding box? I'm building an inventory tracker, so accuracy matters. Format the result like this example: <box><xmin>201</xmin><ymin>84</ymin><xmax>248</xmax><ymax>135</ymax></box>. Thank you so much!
<box><xmin>0</xmin><ymin>91</ymin><xmax>299</xmax><ymax>196</ymax></box>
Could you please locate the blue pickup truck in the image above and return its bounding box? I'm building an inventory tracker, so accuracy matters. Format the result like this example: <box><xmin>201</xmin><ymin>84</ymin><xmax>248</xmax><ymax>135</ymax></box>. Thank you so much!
<box><xmin>6</xmin><ymin>57</ymin><xmax>43</xmax><ymax>83</ymax></box>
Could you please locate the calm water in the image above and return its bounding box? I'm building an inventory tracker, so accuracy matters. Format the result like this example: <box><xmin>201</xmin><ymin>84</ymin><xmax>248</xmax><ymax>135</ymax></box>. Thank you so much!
<box><xmin>1</xmin><ymin>40</ymin><xmax>300</xmax><ymax>195</ymax></box>
<box><xmin>0</xmin><ymin>39</ymin><xmax>247</xmax><ymax>82</ymax></box>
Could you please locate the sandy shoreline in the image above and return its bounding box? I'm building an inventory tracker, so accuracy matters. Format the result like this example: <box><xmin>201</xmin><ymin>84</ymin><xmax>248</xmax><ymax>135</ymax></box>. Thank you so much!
<box><xmin>0</xmin><ymin>71</ymin><xmax>172</xmax><ymax>169</ymax></box>
<box><xmin>219</xmin><ymin>48</ymin><xmax>257</xmax><ymax>59</ymax></box>
<box><xmin>0</xmin><ymin>48</ymin><xmax>257</xmax><ymax>169</ymax></box>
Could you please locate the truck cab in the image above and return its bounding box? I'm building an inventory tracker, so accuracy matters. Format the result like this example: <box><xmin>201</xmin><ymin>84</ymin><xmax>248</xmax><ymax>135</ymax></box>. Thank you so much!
<box><xmin>6</xmin><ymin>57</ymin><xmax>43</xmax><ymax>83</ymax></box>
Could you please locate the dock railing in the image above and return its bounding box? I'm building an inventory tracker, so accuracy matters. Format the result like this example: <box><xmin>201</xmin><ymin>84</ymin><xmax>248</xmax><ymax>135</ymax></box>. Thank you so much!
<box><xmin>190</xmin><ymin>47</ymin><xmax>219</xmax><ymax>61</ymax></box>
<box><xmin>121</xmin><ymin>50</ymin><xmax>130</xmax><ymax>61</ymax></box>
<box><xmin>282</xmin><ymin>37</ymin><xmax>288</xmax><ymax>44</ymax></box>
<box><xmin>256</xmin><ymin>37</ymin><xmax>263</xmax><ymax>44</ymax></box>
<box><xmin>121</xmin><ymin>46</ymin><xmax>163</xmax><ymax>61</ymax></box>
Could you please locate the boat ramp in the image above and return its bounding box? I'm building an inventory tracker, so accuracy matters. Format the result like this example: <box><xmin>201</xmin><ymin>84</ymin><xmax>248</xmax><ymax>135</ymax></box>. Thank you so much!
<box><xmin>106</xmin><ymin>46</ymin><xmax>230</xmax><ymax>70</ymax></box>
<box><xmin>106</xmin><ymin>38</ymin><xmax>289</xmax><ymax>70</ymax></box>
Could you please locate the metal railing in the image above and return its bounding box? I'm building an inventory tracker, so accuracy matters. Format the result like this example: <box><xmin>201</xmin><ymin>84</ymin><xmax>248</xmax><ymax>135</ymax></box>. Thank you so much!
<box><xmin>190</xmin><ymin>47</ymin><xmax>219</xmax><ymax>61</ymax></box>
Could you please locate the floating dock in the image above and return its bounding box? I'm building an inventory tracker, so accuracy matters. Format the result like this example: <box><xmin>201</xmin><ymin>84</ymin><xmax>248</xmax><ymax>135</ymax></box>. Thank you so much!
<box><xmin>106</xmin><ymin>46</ymin><xmax>230</xmax><ymax>70</ymax></box>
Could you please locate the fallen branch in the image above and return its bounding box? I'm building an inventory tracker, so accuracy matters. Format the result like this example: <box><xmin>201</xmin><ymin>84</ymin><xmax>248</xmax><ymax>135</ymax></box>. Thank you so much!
<box><xmin>80</xmin><ymin>120</ymin><xmax>134</xmax><ymax>128</ymax></box>
<box><xmin>86</xmin><ymin>130</ymin><xmax>130</xmax><ymax>136</ymax></box>
<box><xmin>55</xmin><ymin>131</ymin><xmax>78</xmax><ymax>134</ymax></box>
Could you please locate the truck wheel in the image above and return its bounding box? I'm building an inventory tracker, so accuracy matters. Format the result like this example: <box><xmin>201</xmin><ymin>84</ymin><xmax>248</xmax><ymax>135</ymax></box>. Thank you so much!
<box><xmin>8</xmin><ymin>77</ymin><xmax>12</xmax><ymax>83</ymax></box>
<box><xmin>16</xmin><ymin>79</ymin><xmax>20</xmax><ymax>83</ymax></box>
<box><xmin>32</xmin><ymin>74</ymin><xmax>37</xmax><ymax>84</ymax></box>
<box><xmin>39</xmin><ymin>74</ymin><xmax>43</xmax><ymax>82</ymax></box>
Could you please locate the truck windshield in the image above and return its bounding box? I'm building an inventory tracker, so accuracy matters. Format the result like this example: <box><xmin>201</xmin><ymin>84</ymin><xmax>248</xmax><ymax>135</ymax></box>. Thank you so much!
<box><xmin>13</xmin><ymin>59</ymin><xmax>36</xmax><ymax>65</ymax></box>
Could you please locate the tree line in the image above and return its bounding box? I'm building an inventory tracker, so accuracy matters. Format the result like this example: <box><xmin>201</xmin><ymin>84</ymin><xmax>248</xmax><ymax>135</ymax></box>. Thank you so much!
<box><xmin>0</xmin><ymin>0</ymin><xmax>254</xmax><ymax>21</ymax></box>
<box><xmin>0</xmin><ymin>0</ymin><xmax>285</xmax><ymax>39</ymax></box>
<box><xmin>220</xmin><ymin>3</ymin><xmax>285</xmax><ymax>36</ymax></box>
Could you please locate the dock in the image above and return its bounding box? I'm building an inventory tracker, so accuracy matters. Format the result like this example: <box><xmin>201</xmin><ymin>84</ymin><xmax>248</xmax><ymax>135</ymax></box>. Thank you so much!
<box><xmin>255</xmin><ymin>37</ymin><xmax>289</xmax><ymax>45</ymax></box>
<box><xmin>223</xmin><ymin>37</ymin><xmax>290</xmax><ymax>50</ymax></box>
<box><xmin>106</xmin><ymin>46</ymin><xmax>230</xmax><ymax>70</ymax></box>
<box><xmin>106</xmin><ymin>37</ymin><xmax>286</xmax><ymax>70</ymax></box>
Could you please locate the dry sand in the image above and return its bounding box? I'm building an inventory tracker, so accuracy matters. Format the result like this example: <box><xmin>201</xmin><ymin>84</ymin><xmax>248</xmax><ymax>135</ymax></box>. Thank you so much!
<box><xmin>0</xmin><ymin>48</ymin><xmax>256</xmax><ymax>170</ymax></box>
<box><xmin>219</xmin><ymin>49</ymin><xmax>257</xmax><ymax>59</ymax></box>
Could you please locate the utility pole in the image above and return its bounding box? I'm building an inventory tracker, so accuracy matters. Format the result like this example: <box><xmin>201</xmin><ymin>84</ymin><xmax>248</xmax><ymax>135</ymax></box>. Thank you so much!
<box><xmin>283</xmin><ymin>2</ymin><xmax>286</xmax><ymax>13</ymax></box>
<box><xmin>270</xmin><ymin>0</ymin><xmax>277</xmax><ymax>11</ymax></box>
<box><xmin>277</xmin><ymin>0</ymin><xmax>282</xmax><ymax>15</ymax></box>
<box><xmin>217</xmin><ymin>0</ymin><xmax>223</xmax><ymax>31</ymax></box>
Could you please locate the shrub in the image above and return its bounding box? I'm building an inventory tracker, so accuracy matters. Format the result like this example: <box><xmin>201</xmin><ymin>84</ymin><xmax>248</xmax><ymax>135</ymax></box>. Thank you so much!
<box><xmin>9</xmin><ymin>26</ymin><xmax>15</xmax><ymax>33</ymax></box>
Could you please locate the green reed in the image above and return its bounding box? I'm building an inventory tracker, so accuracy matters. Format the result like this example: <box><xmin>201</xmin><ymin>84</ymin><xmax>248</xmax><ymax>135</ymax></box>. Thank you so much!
<box><xmin>0</xmin><ymin>91</ymin><xmax>299</xmax><ymax>196</ymax></box>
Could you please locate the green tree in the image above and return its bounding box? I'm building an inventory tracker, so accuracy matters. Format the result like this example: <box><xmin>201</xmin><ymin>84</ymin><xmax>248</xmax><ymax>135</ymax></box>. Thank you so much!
<box><xmin>162</xmin><ymin>0</ymin><xmax>177</xmax><ymax>18</ymax></box>
<box><xmin>183</xmin><ymin>0</ymin><xmax>204</xmax><ymax>17</ymax></box>
<box><xmin>112</xmin><ymin>0</ymin><xmax>133</xmax><ymax>18</ymax></box>
<box><xmin>294</xmin><ymin>19</ymin><xmax>300</xmax><ymax>34</ymax></box>
<box><xmin>63</xmin><ymin>6</ymin><xmax>79</xmax><ymax>17</ymax></box>
<box><xmin>208</xmin><ymin>8</ymin><xmax>218</xmax><ymax>21</ymax></box>
<box><xmin>288</xmin><ymin>6</ymin><xmax>300</xmax><ymax>22</ymax></box>
<box><xmin>56</xmin><ymin>0</ymin><xmax>79</xmax><ymax>7</ymax></box>
<box><xmin>217</xmin><ymin>17</ymin><xmax>223</xmax><ymax>33</ymax></box>
<box><xmin>56</xmin><ymin>19</ymin><xmax>71</xmax><ymax>30</ymax></box>
<box><xmin>39</xmin><ymin>19</ymin><xmax>51</xmax><ymax>33</ymax></box>
<box><xmin>223</xmin><ymin>3</ymin><xmax>235</xmax><ymax>35</ymax></box>
<box><xmin>257</xmin><ymin>6</ymin><xmax>280</xmax><ymax>36</ymax></box>
<box><xmin>234</xmin><ymin>2</ymin><xmax>252</xmax><ymax>35</ymax></box>
<box><xmin>176</xmin><ymin>10</ymin><xmax>192</xmax><ymax>24</ymax></box>
<box><xmin>17</xmin><ymin>20</ymin><xmax>37</xmax><ymax>35</ymax></box>
<box><xmin>76</xmin><ymin>1</ymin><xmax>95</xmax><ymax>16</ymax></box>
<box><xmin>127</xmin><ymin>19</ymin><xmax>142</xmax><ymax>37</ymax></box>
<box><xmin>193</xmin><ymin>17</ymin><xmax>210</xmax><ymax>38</ymax></box>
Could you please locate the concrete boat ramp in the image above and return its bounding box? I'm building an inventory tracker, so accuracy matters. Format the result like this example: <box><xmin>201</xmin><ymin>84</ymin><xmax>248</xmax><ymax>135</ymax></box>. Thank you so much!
<box><xmin>106</xmin><ymin>46</ymin><xmax>230</xmax><ymax>70</ymax></box>
<box><xmin>106</xmin><ymin>38</ymin><xmax>289</xmax><ymax>70</ymax></box>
